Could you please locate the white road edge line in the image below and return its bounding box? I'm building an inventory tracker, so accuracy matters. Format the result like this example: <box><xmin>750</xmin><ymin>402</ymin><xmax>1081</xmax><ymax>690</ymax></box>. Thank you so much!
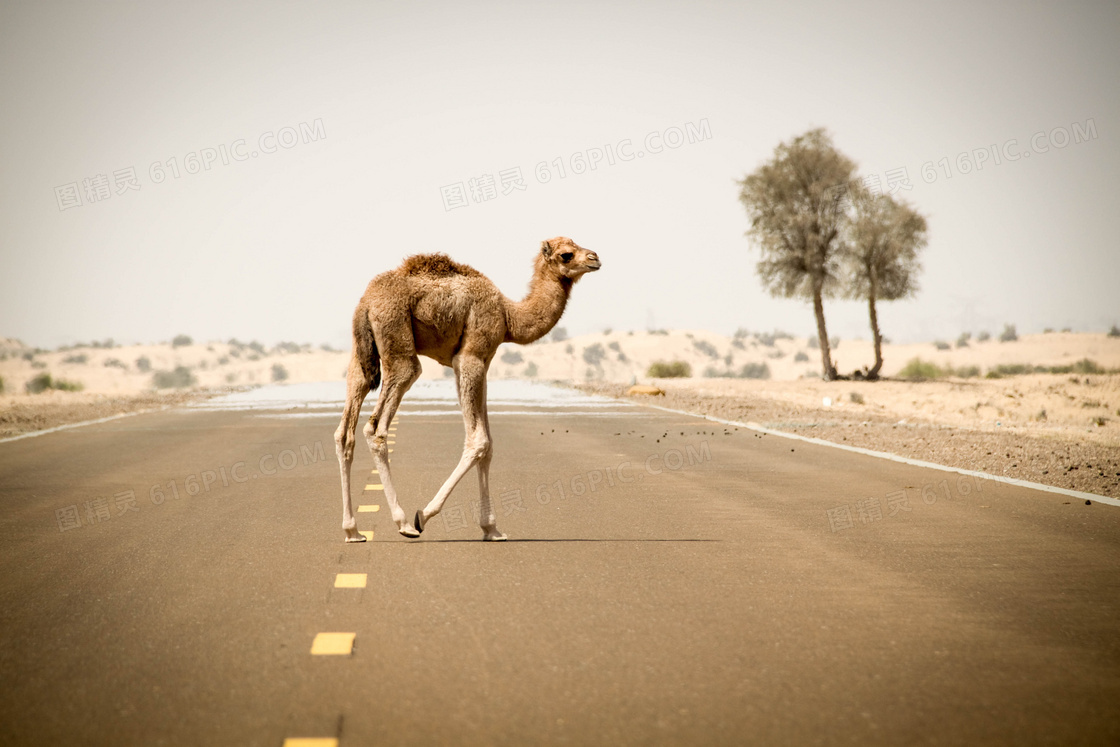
<box><xmin>633</xmin><ymin>400</ymin><xmax>1120</xmax><ymax>509</ymax></box>
<box><xmin>0</xmin><ymin>407</ymin><xmax>172</xmax><ymax>445</ymax></box>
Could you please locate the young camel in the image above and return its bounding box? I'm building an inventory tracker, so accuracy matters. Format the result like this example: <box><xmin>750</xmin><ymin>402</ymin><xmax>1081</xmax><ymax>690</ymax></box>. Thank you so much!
<box><xmin>334</xmin><ymin>237</ymin><xmax>601</xmax><ymax>542</ymax></box>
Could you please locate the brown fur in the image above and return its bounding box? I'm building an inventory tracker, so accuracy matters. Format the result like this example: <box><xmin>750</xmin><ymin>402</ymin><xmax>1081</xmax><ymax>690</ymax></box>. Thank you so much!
<box><xmin>333</xmin><ymin>237</ymin><xmax>601</xmax><ymax>542</ymax></box>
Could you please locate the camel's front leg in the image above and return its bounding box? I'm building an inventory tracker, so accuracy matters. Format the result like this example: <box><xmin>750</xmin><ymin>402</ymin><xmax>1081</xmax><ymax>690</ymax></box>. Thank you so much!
<box><xmin>476</xmin><ymin>450</ymin><xmax>506</xmax><ymax>542</ymax></box>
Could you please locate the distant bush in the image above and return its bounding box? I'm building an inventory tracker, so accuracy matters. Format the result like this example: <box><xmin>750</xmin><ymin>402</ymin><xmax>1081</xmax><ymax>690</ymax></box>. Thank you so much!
<box><xmin>135</xmin><ymin>356</ymin><xmax>151</xmax><ymax>372</ymax></box>
<box><xmin>247</xmin><ymin>341</ymin><xmax>267</xmax><ymax>356</ymax></box>
<box><xmin>63</xmin><ymin>353</ymin><xmax>88</xmax><ymax>364</ymax></box>
<box><xmin>0</xmin><ymin>375</ymin><xmax>4</xmax><ymax>394</ymax></box>
<box><xmin>648</xmin><ymin>360</ymin><xmax>692</xmax><ymax>378</ymax></box>
<box><xmin>152</xmin><ymin>366</ymin><xmax>196</xmax><ymax>389</ymax></box>
<box><xmin>103</xmin><ymin>358</ymin><xmax>128</xmax><ymax>369</ymax></box>
<box><xmin>693</xmin><ymin>339</ymin><xmax>719</xmax><ymax>358</ymax></box>
<box><xmin>850</xmin><ymin>392</ymin><xmax>865</xmax><ymax>404</ymax></box>
<box><xmin>898</xmin><ymin>358</ymin><xmax>946</xmax><ymax>380</ymax></box>
<box><xmin>956</xmin><ymin>333</ymin><xmax>971</xmax><ymax>348</ymax></box>
<box><xmin>999</xmin><ymin>324</ymin><xmax>1018</xmax><ymax>343</ymax></box>
<box><xmin>218</xmin><ymin>356</ymin><xmax>229</xmax><ymax>365</ymax></box>
<box><xmin>320</xmin><ymin>343</ymin><xmax>338</xmax><ymax>352</ymax></box>
<box><xmin>808</xmin><ymin>336</ymin><xmax>819</xmax><ymax>349</ymax></box>
<box><xmin>1109</xmin><ymin>324</ymin><xmax>1120</xmax><ymax>338</ymax></box>
<box><xmin>21</xmin><ymin>351</ymin><xmax>35</xmax><ymax>361</ymax></box>
<box><xmin>985</xmin><ymin>359</ymin><xmax>1109</xmax><ymax>378</ymax></box>
<box><xmin>730</xmin><ymin>338</ymin><xmax>746</xmax><ymax>350</ymax></box>
<box><xmin>500</xmin><ymin>349</ymin><xmax>524</xmax><ymax>365</ymax></box>
<box><xmin>976</xmin><ymin>331</ymin><xmax>991</xmax><ymax>342</ymax></box>
<box><xmin>582</xmin><ymin>343</ymin><xmax>606</xmax><ymax>366</ymax></box>
<box><xmin>607</xmin><ymin>341</ymin><xmax>621</xmax><ymax>352</ymax></box>
<box><xmin>271</xmin><ymin>364</ymin><xmax>289</xmax><ymax>382</ymax></box>
<box><xmin>794</xmin><ymin>350</ymin><xmax>809</xmax><ymax>362</ymax></box>
<box><xmin>1043</xmin><ymin>327</ymin><xmax>1054</xmax><ymax>334</ymax></box>
<box><xmin>648</xmin><ymin>329</ymin><xmax>669</xmax><ymax>336</ymax></box>
<box><xmin>738</xmin><ymin>362</ymin><xmax>771</xmax><ymax>379</ymax></box>
<box><xmin>523</xmin><ymin>362</ymin><xmax>538</xmax><ymax>378</ymax></box>
<box><xmin>25</xmin><ymin>372</ymin><xmax>83</xmax><ymax>393</ymax></box>
<box><xmin>172</xmin><ymin>334</ymin><xmax>193</xmax><ymax>348</ymax></box>
<box><xmin>602</xmin><ymin>328</ymin><xmax>612</xmax><ymax>335</ymax></box>
<box><xmin>953</xmin><ymin>366</ymin><xmax>981</xmax><ymax>378</ymax></box>
<box><xmin>564</xmin><ymin>344</ymin><xmax>573</xmax><ymax>355</ymax></box>
<box><xmin>550</xmin><ymin>327</ymin><xmax>568</xmax><ymax>342</ymax></box>
<box><xmin>274</xmin><ymin>341</ymin><xmax>302</xmax><ymax>354</ymax></box>
<box><xmin>933</xmin><ymin>340</ymin><xmax>950</xmax><ymax>351</ymax></box>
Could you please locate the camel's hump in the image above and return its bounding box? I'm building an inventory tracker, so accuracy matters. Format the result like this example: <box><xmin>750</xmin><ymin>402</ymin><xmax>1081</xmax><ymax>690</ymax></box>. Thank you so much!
<box><xmin>399</xmin><ymin>253</ymin><xmax>482</xmax><ymax>278</ymax></box>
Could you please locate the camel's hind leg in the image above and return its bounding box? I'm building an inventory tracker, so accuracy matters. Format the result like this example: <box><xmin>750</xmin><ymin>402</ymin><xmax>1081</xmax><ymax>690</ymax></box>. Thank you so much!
<box><xmin>335</xmin><ymin>359</ymin><xmax>371</xmax><ymax>542</ymax></box>
<box><xmin>364</xmin><ymin>352</ymin><xmax>422</xmax><ymax>537</ymax></box>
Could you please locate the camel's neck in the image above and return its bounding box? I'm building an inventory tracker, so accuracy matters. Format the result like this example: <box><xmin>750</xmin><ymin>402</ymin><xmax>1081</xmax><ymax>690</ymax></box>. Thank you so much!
<box><xmin>504</xmin><ymin>263</ymin><xmax>573</xmax><ymax>345</ymax></box>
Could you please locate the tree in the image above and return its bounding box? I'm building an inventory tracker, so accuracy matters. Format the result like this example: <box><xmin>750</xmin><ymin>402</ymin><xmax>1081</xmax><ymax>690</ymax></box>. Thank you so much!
<box><xmin>738</xmin><ymin>129</ymin><xmax>856</xmax><ymax>380</ymax></box>
<box><xmin>842</xmin><ymin>192</ymin><xmax>927</xmax><ymax>379</ymax></box>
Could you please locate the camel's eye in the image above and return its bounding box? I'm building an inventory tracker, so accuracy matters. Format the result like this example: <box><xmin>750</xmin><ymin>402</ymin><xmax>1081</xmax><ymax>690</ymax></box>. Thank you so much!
<box><xmin>559</xmin><ymin>252</ymin><xmax>574</xmax><ymax>263</ymax></box>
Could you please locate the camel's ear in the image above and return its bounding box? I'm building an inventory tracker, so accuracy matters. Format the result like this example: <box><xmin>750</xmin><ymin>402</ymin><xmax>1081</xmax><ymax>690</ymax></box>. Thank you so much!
<box><xmin>540</xmin><ymin>239</ymin><xmax>553</xmax><ymax>258</ymax></box>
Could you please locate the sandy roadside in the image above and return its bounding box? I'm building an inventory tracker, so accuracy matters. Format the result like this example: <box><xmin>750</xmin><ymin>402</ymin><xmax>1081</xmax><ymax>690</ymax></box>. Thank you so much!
<box><xmin>0</xmin><ymin>390</ymin><xmax>215</xmax><ymax>440</ymax></box>
<box><xmin>578</xmin><ymin>378</ymin><xmax>1120</xmax><ymax>500</ymax></box>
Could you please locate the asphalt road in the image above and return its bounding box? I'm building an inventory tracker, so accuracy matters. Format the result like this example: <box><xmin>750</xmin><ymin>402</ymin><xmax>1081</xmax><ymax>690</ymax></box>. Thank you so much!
<box><xmin>1</xmin><ymin>380</ymin><xmax>1118</xmax><ymax>746</ymax></box>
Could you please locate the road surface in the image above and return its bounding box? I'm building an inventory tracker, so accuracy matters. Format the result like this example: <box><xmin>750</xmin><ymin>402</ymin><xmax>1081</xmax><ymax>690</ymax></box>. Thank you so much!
<box><xmin>1</xmin><ymin>380</ymin><xmax>1118</xmax><ymax>745</ymax></box>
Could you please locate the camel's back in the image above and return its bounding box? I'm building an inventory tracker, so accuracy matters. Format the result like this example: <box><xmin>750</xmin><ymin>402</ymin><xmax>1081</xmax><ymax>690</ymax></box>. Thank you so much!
<box><xmin>399</xmin><ymin>253</ymin><xmax>482</xmax><ymax>279</ymax></box>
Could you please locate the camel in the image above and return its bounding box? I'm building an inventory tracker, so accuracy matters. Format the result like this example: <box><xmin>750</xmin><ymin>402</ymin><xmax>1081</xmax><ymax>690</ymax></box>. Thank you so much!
<box><xmin>334</xmin><ymin>237</ymin><xmax>601</xmax><ymax>542</ymax></box>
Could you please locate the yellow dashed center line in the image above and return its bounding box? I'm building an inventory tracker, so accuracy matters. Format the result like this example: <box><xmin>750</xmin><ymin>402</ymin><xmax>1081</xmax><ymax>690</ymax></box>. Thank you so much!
<box><xmin>334</xmin><ymin>573</ymin><xmax>367</xmax><ymax>588</ymax></box>
<box><xmin>357</xmin><ymin>504</ymin><xmax>379</xmax><ymax>512</ymax></box>
<box><xmin>310</xmin><ymin>632</ymin><xmax>355</xmax><ymax>655</ymax></box>
<box><xmin>363</xmin><ymin>484</ymin><xmax>384</xmax><ymax>491</ymax></box>
<box><xmin>283</xmin><ymin>739</ymin><xmax>338</xmax><ymax>747</ymax></box>
<box><xmin>359</xmin><ymin>530</ymin><xmax>373</xmax><ymax>541</ymax></box>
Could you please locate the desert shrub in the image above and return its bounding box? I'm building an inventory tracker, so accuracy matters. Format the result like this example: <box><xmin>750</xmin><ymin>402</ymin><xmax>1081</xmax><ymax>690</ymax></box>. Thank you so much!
<box><xmin>31</xmin><ymin>361</ymin><xmax>46</xmax><ymax>369</ymax></box>
<box><xmin>602</xmin><ymin>328</ymin><xmax>612</xmax><ymax>335</ymax></box>
<box><xmin>271</xmin><ymin>364</ymin><xmax>289</xmax><ymax>382</ymax></box>
<box><xmin>22</xmin><ymin>351</ymin><xmax>35</xmax><ymax>361</ymax></box>
<box><xmin>933</xmin><ymin>340</ymin><xmax>950</xmax><ymax>351</ymax></box>
<box><xmin>320</xmin><ymin>343</ymin><xmax>338</xmax><ymax>352</ymax></box>
<box><xmin>218</xmin><ymin>356</ymin><xmax>229</xmax><ymax>365</ymax></box>
<box><xmin>830</xmin><ymin>336</ymin><xmax>840</xmax><ymax>349</ymax></box>
<box><xmin>135</xmin><ymin>356</ymin><xmax>151</xmax><ymax>372</ymax></box>
<box><xmin>617</xmin><ymin>352</ymin><xmax>629</xmax><ymax>363</ymax></box>
<box><xmin>63</xmin><ymin>353</ymin><xmax>88</xmax><ymax>364</ymax></box>
<box><xmin>152</xmin><ymin>366</ymin><xmax>196</xmax><ymax>389</ymax></box>
<box><xmin>0</xmin><ymin>375</ymin><xmax>4</xmax><ymax>393</ymax></box>
<box><xmin>25</xmin><ymin>372</ymin><xmax>83</xmax><ymax>393</ymax></box>
<box><xmin>247</xmin><ymin>354</ymin><xmax>260</xmax><ymax>362</ymax></box>
<box><xmin>648</xmin><ymin>329</ymin><xmax>669</xmax><ymax>336</ymax></box>
<box><xmin>738</xmin><ymin>362</ymin><xmax>771</xmax><ymax>379</ymax></box>
<box><xmin>607</xmin><ymin>341</ymin><xmax>621</xmax><ymax>352</ymax></box>
<box><xmin>956</xmin><ymin>332</ymin><xmax>971</xmax><ymax>348</ymax></box>
<box><xmin>550</xmin><ymin>327</ymin><xmax>568</xmax><ymax>342</ymax></box>
<box><xmin>730</xmin><ymin>338</ymin><xmax>746</xmax><ymax>350</ymax></box>
<box><xmin>582</xmin><ymin>343</ymin><xmax>606</xmax><ymax>366</ymax></box>
<box><xmin>172</xmin><ymin>334</ymin><xmax>193</xmax><ymax>348</ymax></box>
<box><xmin>1043</xmin><ymin>328</ymin><xmax>1054</xmax><ymax>334</ymax></box>
<box><xmin>103</xmin><ymin>358</ymin><xmax>127</xmax><ymax>369</ymax></box>
<box><xmin>247</xmin><ymin>341</ymin><xmax>267</xmax><ymax>355</ymax></box>
<box><xmin>794</xmin><ymin>350</ymin><xmax>809</xmax><ymax>362</ymax></box>
<box><xmin>850</xmin><ymin>392</ymin><xmax>865</xmax><ymax>404</ymax></box>
<box><xmin>647</xmin><ymin>360</ymin><xmax>691</xmax><ymax>378</ymax></box>
<box><xmin>1108</xmin><ymin>324</ymin><xmax>1120</xmax><ymax>338</ymax></box>
<box><xmin>756</xmin><ymin>332</ymin><xmax>776</xmax><ymax>347</ymax></box>
<box><xmin>999</xmin><ymin>324</ymin><xmax>1018</xmax><ymax>343</ymax></box>
<box><xmin>693</xmin><ymin>339</ymin><xmax>719</xmax><ymax>358</ymax></box>
<box><xmin>564</xmin><ymin>344</ymin><xmax>573</xmax><ymax>355</ymax></box>
<box><xmin>808</xmin><ymin>335</ymin><xmax>819</xmax><ymax>349</ymax></box>
<box><xmin>767</xmin><ymin>349</ymin><xmax>785</xmax><ymax>359</ymax></box>
<box><xmin>986</xmin><ymin>363</ymin><xmax>1033</xmax><ymax>378</ymax></box>
<box><xmin>976</xmin><ymin>330</ymin><xmax>991</xmax><ymax>342</ymax></box>
<box><xmin>898</xmin><ymin>358</ymin><xmax>945</xmax><ymax>380</ymax></box>
<box><xmin>500</xmin><ymin>349</ymin><xmax>524</xmax><ymax>365</ymax></box>
<box><xmin>275</xmin><ymin>341</ymin><xmax>302</xmax><ymax>354</ymax></box>
<box><xmin>523</xmin><ymin>362</ymin><xmax>538</xmax><ymax>378</ymax></box>
<box><xmin>952</xmin><ymin>366</ymin><xmax>981</xmax><ymax>378</ymax></box>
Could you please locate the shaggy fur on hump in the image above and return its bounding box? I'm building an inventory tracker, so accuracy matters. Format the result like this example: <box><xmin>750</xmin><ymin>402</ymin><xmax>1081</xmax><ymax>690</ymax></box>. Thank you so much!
<box><xmin>400</xmin><ymin>253</ymin><xmax>482</xmax><ymax>278</ymax></box>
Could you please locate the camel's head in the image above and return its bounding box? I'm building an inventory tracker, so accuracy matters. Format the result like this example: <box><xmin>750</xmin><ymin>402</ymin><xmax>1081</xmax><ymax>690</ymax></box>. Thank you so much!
<box><xmin>540</xmin><ymin>237</ymin><xmax>601</xmax><ymax>279</ymax></box>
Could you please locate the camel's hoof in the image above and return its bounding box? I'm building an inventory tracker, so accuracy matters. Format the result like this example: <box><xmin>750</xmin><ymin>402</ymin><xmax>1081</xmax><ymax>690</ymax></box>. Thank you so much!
<box><xmin>399</xmin><ymin>523</ymin><xmax>420</xmax><ymax>539</ymax></box>
<box><xmin>414</xmin><ymin>509</ymin><xmax>426</xmax><ymax>534</ymax></box>
<box><xmin>482</xmin><ymin>529</ymin><xmax>508</xmax><ymax>542</ymax></box>
<box><xmin>344</xmin><ymin>534</ymin><xmax>367</xmax><ymax>543</ymax></box>
<box><xmin>344</xmin><ymin>528</ymin><xmax>367</xmax><ymax>543</ymax></box>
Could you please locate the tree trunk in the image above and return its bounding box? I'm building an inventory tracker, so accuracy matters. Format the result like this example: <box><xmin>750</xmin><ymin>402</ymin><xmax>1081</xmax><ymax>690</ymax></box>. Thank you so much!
<box><xmin>867</xmin><ymin>289</ymin><xmax>883</xmax><ymax>380</ymax></box>
<box><xmin>813</xmin><ymin>288</ymin><xmax>836</xmax><ymax>381</ymax></box>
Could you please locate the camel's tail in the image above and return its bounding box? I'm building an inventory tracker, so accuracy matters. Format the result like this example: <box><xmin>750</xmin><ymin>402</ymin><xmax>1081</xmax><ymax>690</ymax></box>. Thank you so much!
<box><xmin>352</xmin><ymin>308</ymin><xmax>381</xmax><ymax>391</ymax></box>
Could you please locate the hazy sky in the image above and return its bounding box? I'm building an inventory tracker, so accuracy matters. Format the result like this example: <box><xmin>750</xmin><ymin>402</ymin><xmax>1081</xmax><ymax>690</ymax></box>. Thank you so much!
<box><xmin>2</xmin><ymin>0</ymin><xmax>1117</xmax><ymax>349</ymax></box>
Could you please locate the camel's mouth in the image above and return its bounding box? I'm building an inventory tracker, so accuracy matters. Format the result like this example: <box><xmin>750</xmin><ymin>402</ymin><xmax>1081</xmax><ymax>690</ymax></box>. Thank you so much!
<box><xmin>585</xmin><ymin>260</ymin><xmax>601</xmax><ymax>271</ymax></box>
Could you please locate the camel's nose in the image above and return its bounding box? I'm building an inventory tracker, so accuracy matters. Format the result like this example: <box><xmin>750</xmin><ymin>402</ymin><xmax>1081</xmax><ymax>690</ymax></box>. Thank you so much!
<box><xmin>586</xmin><ymin>252</ymin><xmax>601</xmax><ymax>269</ymax></box>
